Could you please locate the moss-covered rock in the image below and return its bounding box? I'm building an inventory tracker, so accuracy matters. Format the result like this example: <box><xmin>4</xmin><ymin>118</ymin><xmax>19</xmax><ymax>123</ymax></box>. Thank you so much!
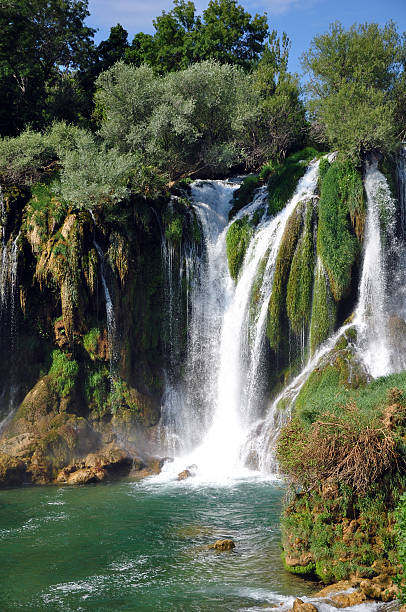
<box><xmin>0</xmin><ymin>452</ymin><xmax>26</xmax><ymax>487</ymax></box>
<box><xmin>267</xmin><ymin>202</ymin><xmax>303</xmax><ymax>352</ymax></box>
<box><xmin>226</xmin><ymin>215</ymin><xmax>253</xmax><ymax>281</ymax></box>
<box><xmin>286</xmin><ymin>200</ymin><xmax>316</xmax><ymax>337</ymax></box>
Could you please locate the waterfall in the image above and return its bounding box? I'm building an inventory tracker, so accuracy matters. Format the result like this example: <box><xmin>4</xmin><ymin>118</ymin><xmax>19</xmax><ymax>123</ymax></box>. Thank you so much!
<box><xmin>93</xmin><ymin>241</ymin><xmax>117</xmax><ymax>375</ymax></box>
<box><xmin>0</xmin><ymin>186</ymin><xmax>20</xmax><ymax>421</ymax></box>
<box><xmin>159</xmin><ymin>162</ymin><xmax>321</xmax><ymax>480</ymax></box>
<box><xmin>354</xmin><ymin>159</ymin><xmax>397</xmax><ymax>377</ymax></box>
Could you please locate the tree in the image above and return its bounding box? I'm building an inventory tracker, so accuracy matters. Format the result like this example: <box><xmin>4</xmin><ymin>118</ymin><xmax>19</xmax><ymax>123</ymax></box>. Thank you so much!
<box><xmin>0</xmin><ymin>0</ymin><xmax>95</xmax><ymax>135</ymax></box>
<box><xmin>302</xmin><ymin>21</ymin><xmax>405</xmax><ymax>160</ymax></box>
<box><xmin>95</xmin><ymin>60</ymin><xmax>251</xmax><ymax>177</ymax></box>
<box><xmin>124</xmin><ymin>0</ymin><xmax>269</xmax><ymax>73</ymax></box>
<box><xmin>196</xmin><ymin>0</ymin><xmax>268</xmax><ymax>69</ymax></box>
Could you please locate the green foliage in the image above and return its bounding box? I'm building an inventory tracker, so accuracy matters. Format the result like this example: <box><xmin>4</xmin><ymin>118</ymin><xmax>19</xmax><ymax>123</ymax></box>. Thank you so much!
<box><xmin>85</xmin><ymin>366</ymin><xmax>110</xmax><ymax>414</ymax></box>
<box><xmin>96</xmin><ymin>60</ymin><xmax>249</xmax><ymax>178</ymax></box>
<box><xmin>317</xmin><ymin>160</ymin><xmax>363</xmax><ymax>301</ymax></box>
<box><xmin>0</xmin><ymin>130</ymin><xmax>56</xmax><ymax>186</ymax></box>
<box><xmin>226</xmin><ymin>215</ymin><xmax>252</xmax><ymax>280</ymax></box>
<box><xmin>286</xmin><ymin>203</ymin><xmax>315</xmax><ymax>335</ymax></box>
<box><xmin>267</xmin><ymin>204</ymin><xmax>302</xmax><ymax>350</ymax></box>
<box><xmin>396</xmin><ymin>493</ymin><xmax>406</xmax><ymax>601</ymax></box>
<box><xmin>83</xmin><ymin>328</ymin><xmax>101</xmax><ymax>357</ymax></box>
<box><xmin>0</xmin><ymin>0</ymin><xmax>95</xmax><ymax>135</ymax></box>
<box><xmin>48</xmin><ymin>350</ymin><xmax>79</xmax><ymax>397</ymax></box>
<box><xmin>124</xmin><ymin>0</ymin><xmax>269</xmax><ymax>74</ymax></box>
<box><xmin>267</xmin><ymin>148</ymin><xmax>319</xmax><ymax>216</ymax></box>
<box><xmin>302</xmin><ymin>21</ymin><xmax>404</xmax><ymax>160</ymax></box>
<box><xmin>108</xmin><ymin>379</ymin><xmax>140</xmax><ymax>417</ymax></box>
<box><xmin>229</xmin><ymin>175</ymin><xmax>261</xmax><ymax>219</ymax></box>
<box><xmin>166</xmin><ymin>217</ymin><xmax>183</xmax><ymax>244</ymax></box>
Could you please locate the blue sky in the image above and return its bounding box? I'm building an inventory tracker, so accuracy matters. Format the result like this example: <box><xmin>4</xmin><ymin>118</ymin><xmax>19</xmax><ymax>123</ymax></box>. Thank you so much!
<box><xmin>87</xmin><ymin>0</ymin><xmax>406</xmax><ymax>75</ymax></box>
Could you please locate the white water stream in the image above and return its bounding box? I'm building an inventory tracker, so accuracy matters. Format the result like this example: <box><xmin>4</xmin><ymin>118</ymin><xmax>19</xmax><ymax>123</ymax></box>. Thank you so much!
<box><xmin>94</xmin><ymin>240</ymin><xmax>117</xmax><ymax>375</ymax></box>
<box><xmin>160</xmin><ymin>162</ymin><xmax>321</xmax><ymax>481</ymax></box>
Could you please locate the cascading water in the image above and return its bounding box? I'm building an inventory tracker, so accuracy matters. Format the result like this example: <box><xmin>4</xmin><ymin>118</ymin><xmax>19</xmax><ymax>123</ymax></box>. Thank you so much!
<box><xmin>94</xmin><ymin>240</ymin><xmax>117</xmax><ymax>375</ymax></box>
<box><xmin>160</xmin><ymin>162</ymin><xmax>322</xmax><ymax>480</ymax></box>
<box><xmin>0</xmin><ymin>186</ymin><xmax>20</xmax><ymax>425</ymax></box>
<box><xmin>354</xmin><ymin>159</ymin><xmax>397</xmax><ymax>377</ymax></box>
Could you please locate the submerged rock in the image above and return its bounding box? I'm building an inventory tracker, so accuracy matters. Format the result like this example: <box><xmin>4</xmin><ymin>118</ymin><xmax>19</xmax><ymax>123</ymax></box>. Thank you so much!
<box><xmin>208</xmin><ymin>539</ymin><xmax>236</xmax><ymax>551</ymax></box>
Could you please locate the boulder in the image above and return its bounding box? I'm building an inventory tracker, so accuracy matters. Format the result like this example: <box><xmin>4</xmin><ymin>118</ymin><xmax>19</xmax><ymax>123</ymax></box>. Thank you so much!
<box><xmin>178</xmin><ymin>469</ymin><xmax>192</xmax><ymax>481</ymax></box>
<box><xmin>0</xmin><ymin>452</ymin><xmax>26</xmax><ymax>487</ymax></box>
<box><xmin>330</xmin><ymin>590</ymin><xmax>366</xmax><ymax>607</ymax></box>
<box><xmin>208</xmin><ymin>539</ymin><xmax>236</xmax><ymax>551</ymax></box>
<box><xmin>60</xmin><ymin>467</ymin><xmax>106</xmax><ymax>485</ymax></box>
<box><xmin>292</xmin><ymin>599</ymin><xmax>318</xmax><ymax>611</ymax></box>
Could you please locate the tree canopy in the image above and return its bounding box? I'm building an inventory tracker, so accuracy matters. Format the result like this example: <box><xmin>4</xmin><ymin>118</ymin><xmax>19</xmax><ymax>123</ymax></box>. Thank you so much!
<box><xmin>302</xmin><ymin>21</ymin><xmax>406</xmax><ymax>160</ymax></box>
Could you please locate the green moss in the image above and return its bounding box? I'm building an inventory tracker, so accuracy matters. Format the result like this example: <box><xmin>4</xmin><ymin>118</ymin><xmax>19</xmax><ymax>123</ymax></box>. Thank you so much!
<box><xmin>317</xmin><ymin>160</ymin><xmax>363</xmax><ymax>300</ymax></box>
<box><xmin>267</xmin><ymin>148</ymin><xmax>319</xmax><ymax>216</ymax></box>
<box><xmin>267</xmin><ymin>204</ymin><xmax>303</xmax><ymax>351</ymax></box>
<box><xmin>226</xmin><ymin>215</ymin><xmax>253</xmax><ymax>281</ymax></box>
<box><xmin>48</xmin><ymin>350</ymin><xmax>79</xmax><ymax>398</ymax></box>
<box><xmin>309</xmin><ymin>260</ymin><xmax>337</xmax><ymax>355</ymax></box>
<box><xmin>282</xmin><ymin>556</ymin><xmax>316</xmax><ymax>576</ymax></box>
<box><xmin>286</xmin><ymin>202</ymin><xmax>315</xmax><ymax>336</ymax></box>
<box><xmin>83</xmin><ymin>328</ymin><xmax>101</xmax><ymax>356</ymax></box>
<box><xmin>379</xmin><ymin>155</ymin><xmax>398</xmax><ymax>201</ymax></box>
<box><xmin>165</xmin><ymin>216</ymin><xmax>183</xmax><ymax>244</ymax></box>
<box><xmin>85</xmin><ymin>365</ymin><xmax>110</xmax><ymax>414</ymax></box>
<box><xmin>229</xmin><ymin>175</ymin><xmax>261</xmax><ymax>219</ymax></box>
<box><xmin>249</xmin><ymin>250</ymin><xmax>269</xmax><ymax>331</ymax></box>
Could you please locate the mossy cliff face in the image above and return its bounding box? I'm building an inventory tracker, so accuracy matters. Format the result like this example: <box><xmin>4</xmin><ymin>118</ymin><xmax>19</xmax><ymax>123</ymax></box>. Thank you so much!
<box><xmin>277</xmin><ymin>330</ymin><xmax>406</xmax><ymax>596</ymax></box>
<box><xmin>0</xmin><ymin>179</ymin><xmax>192</xmax><ymax>486</ymax></box>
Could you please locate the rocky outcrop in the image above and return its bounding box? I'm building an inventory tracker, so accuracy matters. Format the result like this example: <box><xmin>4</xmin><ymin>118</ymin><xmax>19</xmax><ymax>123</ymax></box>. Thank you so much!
<box><xmin>0</xmin><ymin>452</ymin><xmax>26</xmax><ymax>487</ymax></box>
<box><xmin>208</xmin><ymin>539</ymin><xmax>236</xmax><ymax>551</ymax></box>
<box><xmin>289</xmin><ymin>599</ymin><xmax>317</xmax><ymax>611</ymax></box>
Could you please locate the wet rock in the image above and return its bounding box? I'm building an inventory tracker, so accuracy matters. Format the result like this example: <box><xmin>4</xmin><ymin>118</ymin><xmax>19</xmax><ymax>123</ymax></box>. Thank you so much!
<box><xmin>57</xmin><ymin>466</ymin><xmax>106</xmax><ymax>485</ymax></box>
<box><xmin>208</xmin><ymin>539</ymin><xmax>236</xmax><ymax>551</ymax></box>
<box><xmin>330</xmin><ymin>590</ymin><xmax>366</xmax><ymax>607</ymax></box>
<box><xmin>291</xmin><ymin>598</ymin><xmax>318</xmax><ymax>611</ymax></box>
<box><xmin>84</xmin><ymin>447</ymin><xmax>132</xmax><ymax>474</ymax></box>
<box><xmin>178</xmin><ymin>469</ymin><xmax>192</xmax><ymax>481</ymax></box>
<box><xmin>0</xmin><ymin>433</ymin><xmax>36</xmax><ymax>457</ymax></box>
<box><xmin>0</xmin><ymin>452</ymin><xmax>26</xmax><ymax>487</ymax></box>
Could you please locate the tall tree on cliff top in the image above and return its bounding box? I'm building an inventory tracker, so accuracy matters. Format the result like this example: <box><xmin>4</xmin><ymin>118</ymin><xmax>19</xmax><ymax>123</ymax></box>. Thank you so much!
<box><xmin>0</xmin><ymin>0</ymin><xmax>95</xmax><ymax>135</ymax></box>
<box><xmin>302</xmin><ymin>21</ymin><xmax>406</xmax><ymax>160</ymax></box>
<box><xmin>125</xmin><ymin>0</ymin><xmax>269</xmax><ymax>73</ymax></box>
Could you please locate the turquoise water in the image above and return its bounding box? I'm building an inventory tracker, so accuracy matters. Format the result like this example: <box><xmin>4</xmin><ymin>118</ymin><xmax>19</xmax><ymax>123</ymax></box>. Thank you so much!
<box><xmin>0</xmin><ymin>477</ymin><xmax>317</xmax><ymax>611</ymax></box>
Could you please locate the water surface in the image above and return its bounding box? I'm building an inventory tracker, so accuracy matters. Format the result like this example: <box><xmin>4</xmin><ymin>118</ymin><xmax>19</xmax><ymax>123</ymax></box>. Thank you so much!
<box><xmin>0</xmin><ymin>478</ymin><xmax>318</xmax><ymax>611</ymax></box>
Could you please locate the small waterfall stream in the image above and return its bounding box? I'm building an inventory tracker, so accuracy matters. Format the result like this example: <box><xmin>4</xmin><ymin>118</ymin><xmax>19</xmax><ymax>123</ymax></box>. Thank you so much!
<box><xmin>94</xmin><ymin>240</ymin><xmax>117</xmax><ymax>375</ymax></box>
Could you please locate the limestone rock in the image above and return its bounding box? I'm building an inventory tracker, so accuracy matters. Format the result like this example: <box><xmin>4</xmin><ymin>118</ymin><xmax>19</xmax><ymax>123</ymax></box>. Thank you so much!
<box><xmin>291</xmin><ymin>598</ymin><xmax>318</xmax><ymax>611</ymax></box>
<box><xmin>0</xmin><ymin>452</ymin><xmax>26</xmax><ymax>487</ymax></box>
<box><xmin>58</xmin><ymin>467</ymin><xmax>106</xmax><ymax>485</ymax></box>
<box><xmin>208</xmin><ymin>539</ymin><xmax>236</xmax><ymax>551</ymax></box>
<box><xmin>178</xmin><ymin>469</ymin><xmax>192</xmax><ymax>481</ymax></box>
<box><xmin>331</xmin><ymin>590</ymin><xmax>366</xmax><ymax>607</ymax></box>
